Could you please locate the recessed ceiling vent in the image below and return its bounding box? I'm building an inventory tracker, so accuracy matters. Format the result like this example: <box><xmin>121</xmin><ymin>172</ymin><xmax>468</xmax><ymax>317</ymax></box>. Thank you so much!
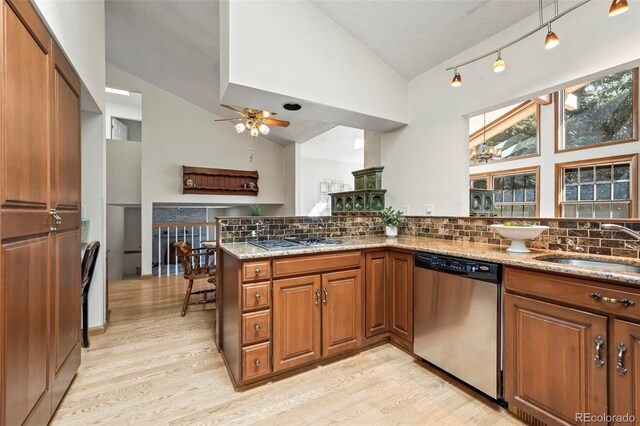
<box><xmin>282</xmin><ymin>102</ymin><xmax>302</xmax><ymax>111</ymax></box>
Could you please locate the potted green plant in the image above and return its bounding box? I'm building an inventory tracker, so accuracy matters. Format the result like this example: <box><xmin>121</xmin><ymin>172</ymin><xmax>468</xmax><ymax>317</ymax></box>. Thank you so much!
<box><xmin>381</xmin><ymin>207</ymin><xmax>404</xmax><ymax>238</ymax></box>
<box><xmin>248</xmin><ymin>203</ymin><xmax>265</xmax><ymax>216</ymax></box>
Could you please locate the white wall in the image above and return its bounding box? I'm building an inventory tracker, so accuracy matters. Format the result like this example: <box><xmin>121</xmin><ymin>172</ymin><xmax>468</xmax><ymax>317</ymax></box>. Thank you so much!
<box><xmin>106</xmin><ymin>205</ymin><xmax>124</xmax><ymax>282</ymax></box>
<box><xmin>105</xmin><ymin>98</ymin><xmax>142</xmax><ymax>139</ymax></box>
<box><xmin>81</xmin><ymin>111</ymin><xmax>107</xmax><ymax>328</ymax></box>
<box><xmin>221</xmin><ymin>0</ymin><xmax>407</xmax><ymax>133</ymax></box>
<box><xmin>381</xmin><ymin>1</ymin><xmax>640</xmax><ymax>217</ymax></box>
<box><xmin>300</xmin><ymin>158</ymin><xmax>362</xmax><ymax>216</ymax></box>
<box><xmin>33</xmin><ymin>0</ymin><xmax>106</xmax><ymax>111</ymax></box>
<box><xmin>106</xmin><ymin>65</ymin><xmax>288</xmax><ymax>275</ymax></box>
<box><xmin>106</xmin><ymin>139</ymin><xmax>142</xmax><ymax>205</ymax></box>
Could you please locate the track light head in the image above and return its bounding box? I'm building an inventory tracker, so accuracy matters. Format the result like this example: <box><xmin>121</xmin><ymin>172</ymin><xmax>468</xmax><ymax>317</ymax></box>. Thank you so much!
<box><xmin>493</xmin><ymin>52</ymin><xmax>505</xmax><ymax>73</ymax></box>
<box><xmin>451</xmin><ymin>69</ymin><xmax>462</xmax><ymax>87</ymax></box>
<box><xmin>545</xmin><ymin>25</ymin><xmax>560</xmax><ymax>49</ymax></box>
<box><xmin>609</xmin><ymin>0</ymin><xmax>629</xmax><ymax>16</ymax></box>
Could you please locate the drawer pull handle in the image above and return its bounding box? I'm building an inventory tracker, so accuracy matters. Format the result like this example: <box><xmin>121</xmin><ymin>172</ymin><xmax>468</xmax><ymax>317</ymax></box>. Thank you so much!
<box><xmin>589</xmin><ymin>292</ymin><xmax>635</xmax><ymax>307</ymax></box>
<box><xmin>254</xmin><ymin>359</ymin><xmax>261</xmax><ymax>367</ymax></box>
<box><xmin>617</xmin><ymin>343</ymin><xmax>628</xmax><ymax>376</ymax></box>
<box><xmin>323</xmin><ymin>288</ymin><xmax>328</xmax><ymax>305</ymax></box>
<box><xmin>594</xmin><ymin>336</ymin><xmax>605</xmax><ymax>368</ymax></box>
<box><xmin>315</xmin><ymin>289</ymin><xmax>320</xmax><ymax>306</ymax></box>
<box><xmin>254</xmin><ymin>324</ymin><xmax>261</xmax><ymax>332</ymax></box>
<box><xmin>255</xmin><ymin>268</ymin><xmax>262</xmax><ymax>275</ymax></box>
<box><xmin>255</xmin><ymin>293</ymin><xmax>261</xmax><ymax>301</ymax></box>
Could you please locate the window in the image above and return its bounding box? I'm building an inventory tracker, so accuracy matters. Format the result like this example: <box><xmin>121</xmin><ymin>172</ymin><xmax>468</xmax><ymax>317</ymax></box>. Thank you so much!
<box><xmin>557</xmin><ymin>68</ymin><xmax>638</xmax><ymax>151</ymax></box>
<box><xmin>557</xmin><ymin>155</ymin><xmax>637</xmax><ymax>218</ymax></box>
<box><xmin>470</xmin><ymin>177</ymin><xmax>488</xmax><ymax>189</ymax></box>
<box><xmin>471</xmin><ymin>168</ymin><xmax>539</xmax><ymax>217</ymax></box>
<box><xmin>469</xmin><ymin>102</ymin><xmax>539</xmax><ymax>165</ymax></box>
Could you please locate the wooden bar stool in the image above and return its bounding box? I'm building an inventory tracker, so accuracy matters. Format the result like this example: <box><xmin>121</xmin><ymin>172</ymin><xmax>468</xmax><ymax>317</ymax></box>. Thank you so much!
<box><xmin>174</xmin><ymin>242</ymin><xmax>216</xmax><ymax>316</ymax></box>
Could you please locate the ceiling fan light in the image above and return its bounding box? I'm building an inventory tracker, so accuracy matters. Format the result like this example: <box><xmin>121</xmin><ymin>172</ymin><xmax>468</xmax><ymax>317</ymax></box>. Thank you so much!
<box><xmin>246</xmin><ymin>119</ymin><xmax>255</xmax><ymax>129</ymax></box>
<box><xmin>609</xmin><ymin>0</ymin><xmax>629</xmax><ymax>16</ymax></box>
<box><xmin>258</xmin><ymin>124</ymin><xmax>270</xmax><ymax>135</ymax></box>
<box><xmin>451</xmin><ymin>71</ymin><xmax>462</xmax><ymax>87</ymax></box>
<box><xmin>493</xmin><ymin>54</ymin><xmax>505</xmax><ymax>73</ymax></box>
<box><xmin>545</xmin><ymin>26</ymin><xmax>559</xmax><ymax>49</ymax></box>
<box><xmin>250</xmin><ymin>126</ymin><xmax>259</xmax><ymax>138</ymax></box>
<box><xmin>235</xmin><ymin>123</ymin><xmax>246</xmax><ymax>133</ymax></box>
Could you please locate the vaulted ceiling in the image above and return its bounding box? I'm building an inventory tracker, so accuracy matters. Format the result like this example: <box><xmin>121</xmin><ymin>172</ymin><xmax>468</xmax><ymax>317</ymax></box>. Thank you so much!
<box><xmin>105</xmin><ymin>0</ymin><xmax>569</xmax><ymax>144</ymax></box>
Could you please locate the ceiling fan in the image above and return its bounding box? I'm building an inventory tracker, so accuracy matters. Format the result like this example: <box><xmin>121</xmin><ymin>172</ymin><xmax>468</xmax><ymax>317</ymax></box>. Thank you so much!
<box><xmin>216</xmin><ymin>105</ymin><xmax>290</xmax><ymax>138</ymax></box>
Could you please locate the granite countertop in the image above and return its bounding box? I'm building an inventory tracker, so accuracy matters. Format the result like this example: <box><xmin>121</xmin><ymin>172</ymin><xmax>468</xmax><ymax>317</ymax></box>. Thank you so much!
<box><xmin>220</xmin><ymin>236</ymin><xmax>640</xmax><ymax>286</ymax></box>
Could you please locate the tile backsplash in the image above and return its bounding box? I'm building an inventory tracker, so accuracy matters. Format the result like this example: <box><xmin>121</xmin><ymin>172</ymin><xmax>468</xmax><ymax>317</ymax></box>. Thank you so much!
<box><xmin>218</xmin><ymin>216</ymin><xmax>640</xmax><ymax>259</ymax></box>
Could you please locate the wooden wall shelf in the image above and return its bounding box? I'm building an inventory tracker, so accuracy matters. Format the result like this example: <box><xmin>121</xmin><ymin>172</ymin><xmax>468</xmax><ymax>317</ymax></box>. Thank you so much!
<box><xmin>183</xmin><ymin>166</ymin><xmax>259</xmax><ymax>196</ymax></box>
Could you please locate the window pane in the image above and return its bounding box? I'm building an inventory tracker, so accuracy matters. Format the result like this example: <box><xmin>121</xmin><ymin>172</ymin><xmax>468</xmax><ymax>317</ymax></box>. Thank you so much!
<box><xmin>493</xmin><ymin>177</ymin><xmax>504</xmax><ymax>190</ymax></box>
<box><xmin>563</xmin><ymin>68</ymin><xmax>635</xmax><ymax>149</ymax></box>
<box><xmin>579</xmin><ymin>167</ymin><xmax>594</xmax><ymax>183</ymax></box>
<box><xmin>512</xmin><ymin>206</ymin><xmax>523</xmax><ymax>217</ymax></box>
<box><xmin>500</xmin><ymin>205</ymin><xmax>512</xmax><ymax>217</ymax></box>
<box><xmin>494</xmin><ymin>191</ymin><xmax>503</xmax><ymax>202</ymax></box>
<box><xmin>565</xmin><ymin>185</ymin><xmax>578</xmax><ymax>201</ymax></box>
<box><xmin>503</xmin><ymin>176</ymin><xmax>513</xmax><ymax>190</ymax></box>
<box><xmin>614</xmin><ymin>182</ymin><xmax>630</xmax><ymax>200</ymax></box>
<box><xmin>612</xmin><ymin>202</ymin><xmax>630</xmax><ymax>218</ymax></box>
<box><xmin>580</xmin><ymin>184</ymin><xmax>594</xmax><ymax>201</ymax></box>
<box><xmin>594</xmin><ymin>203</ymin><xmax>611</xmax><ymax>219</ymax></box>
<box><xmin>525</xmin><ymin>188</ymin><xmax>536</xmax><ymax>202</ymax></box>
<box><xmin>524</xmin><ymin>205</ymin><xmax>536</xmax><ymax>217</ymax></box>
<box><xmin>578</xmin><ymin>204</ymin><xmax>593</xmax><ymax>218</ymax></box>
<box><xmin>596</xmin><ymin>165</ymin><xmax>612</xmax><ymax>182</ymax></box>
<box><xmin>563</xmin><ymin>204</ymin><xmax>577</xmax><ymax>218</ymax></box>
<box><xmin>614</xmin><ymin>164</ymin><xmax>630</xmax><ymax>181</ymax></box>
<box><xmin>525</xmin><ymin>174</ymin><xmax>536</xmax><ymax>189</ymax></box>
<box><xmin>595</xmin><ymin>183</ymin><xmax>612</xmax><ymax>200</ymax></box>
<box><xmin>513</xmin><ymin>175</ymin><xmax>524</xmax><ymax>189</ymax></box>
<box><xmin>564</xmin><ymin>168</ymin><xmax>578</xmax><ymax>184</ymax></box>
<box><xmin>503</xmin><ymin>190</ymin><xmax>513</xmax><ymax>202</ymax></box>
<box><xmin>514</xmin><ymin>189</ymin><xmax>524</xmax><ymax>202</ymax></box>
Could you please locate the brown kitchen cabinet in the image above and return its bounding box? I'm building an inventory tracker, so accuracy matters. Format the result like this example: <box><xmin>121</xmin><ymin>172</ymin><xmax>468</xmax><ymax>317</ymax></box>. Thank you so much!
<box><xmin>389</xmin><ymin>251</ymin><xmax>413</xmax><ymax>343</ymax></box>
<box><xmin>364</xmin><ymin>251</ymin><xmax>389</xmax><ymax>337</ymax></box>
<box><xmin>272</xmin><ymin>275</ymin><xmax>322</xmax><ymax>372</ymax></box>
<box><xmin>272</xmin><ymin>269</ymin><xmax>362</xmax><ymax>370</ymax></box>
<box><xmin>1</xmin><ymin>1</ymin><xmax>82</xmax><ymax>424</ymax></box>
<box><xmin>504</xmin><ymin>266</ymin><xmax>640</xmax><ymax>426</ymax></box>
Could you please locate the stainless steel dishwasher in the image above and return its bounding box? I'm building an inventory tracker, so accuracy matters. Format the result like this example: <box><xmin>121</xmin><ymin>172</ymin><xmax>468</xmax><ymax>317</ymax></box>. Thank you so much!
<box><xmin>413</xmin><ymin>252</ymin><xmax>503</xmax><ymax>401</ymax></box>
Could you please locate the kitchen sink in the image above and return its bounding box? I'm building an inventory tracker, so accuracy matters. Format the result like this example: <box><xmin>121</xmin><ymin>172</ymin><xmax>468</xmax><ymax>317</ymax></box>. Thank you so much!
<box><xmin>535</xmin><ymin>256</ymin><xmax>640</xmax><ymax>274</ymax></box>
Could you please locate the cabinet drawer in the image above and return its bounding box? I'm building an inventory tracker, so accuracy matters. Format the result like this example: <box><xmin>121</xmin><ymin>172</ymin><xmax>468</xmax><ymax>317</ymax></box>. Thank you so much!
<box><xmin>505</xmin><ymin>267</ymin><xmax>640</xmax><ymax>321</ymax></box>
<box><xmin>242</xmin><ymin>310</ymin><xmax>271</xmax><ymax>345</ymax></box>
<box><xmin>242</xmin><ymin>282</ymin><xmax>271</xmax><ymax>312</ymax></box>
<box><xmin>273</xmin><ymin>251</ymin><xmax>361</xmax><ymax>278</ymax></box>
<box><xmin>242</xmin><ymin>342</ymin><xmax>271</xmax><ymax>381</ymax></box>
<box><xmin>242</xmin><ymin>260</ymin><xmax>270</xmax><ymax>282</ymax></box>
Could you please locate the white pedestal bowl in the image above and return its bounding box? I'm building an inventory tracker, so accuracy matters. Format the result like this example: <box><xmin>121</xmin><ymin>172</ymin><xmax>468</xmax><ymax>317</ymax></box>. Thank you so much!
<box><xmin>490</xmin><ymin>224</ymin><xmax>549</xmax><ymax>253</ymax></box>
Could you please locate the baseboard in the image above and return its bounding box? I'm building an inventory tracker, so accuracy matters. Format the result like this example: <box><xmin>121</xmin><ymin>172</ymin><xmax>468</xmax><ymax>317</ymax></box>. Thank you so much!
<box><xmin>88</xmin><ymin>322</ymin><xmax>108</xmax><ymax>336</ymax></box>
<box><xmin>140</xmin><ymin>274</ymin><xmax>153</xmax><ymax>280</ymax></box>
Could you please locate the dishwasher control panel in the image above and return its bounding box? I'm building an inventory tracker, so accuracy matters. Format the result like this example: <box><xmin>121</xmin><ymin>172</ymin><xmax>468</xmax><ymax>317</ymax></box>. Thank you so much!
<box><xmin>415</xmin><ymin>252</ymin><xmax>500</xmax><ymax>284</ymax></box>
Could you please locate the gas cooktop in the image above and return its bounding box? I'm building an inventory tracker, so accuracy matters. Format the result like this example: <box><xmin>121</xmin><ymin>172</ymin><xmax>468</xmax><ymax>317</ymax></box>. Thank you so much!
<box><xmin>249</xmin><ymin>237</ymin><xmax>343</xmax><ymax>251</ymax></box>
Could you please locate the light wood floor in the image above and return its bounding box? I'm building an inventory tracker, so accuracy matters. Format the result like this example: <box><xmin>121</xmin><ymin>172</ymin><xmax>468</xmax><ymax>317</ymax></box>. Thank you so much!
<box><xmin>52</xmin><ymin>275</ymin><xmax>524</xmax><ymax>425</ymax></box>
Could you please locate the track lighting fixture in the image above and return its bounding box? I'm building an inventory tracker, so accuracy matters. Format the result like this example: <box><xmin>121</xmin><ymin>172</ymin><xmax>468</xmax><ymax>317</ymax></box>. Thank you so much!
<box><xmin>451</xmin><ymin>68</ymin><xmax>462</xmax><ymax>87</ymax></box>
<box><xmin>446</xmin><ymin>0</ymin><xmax>630</xmax><ymax>87</ymax></box>
<box><xmin>544</xmin><ymin>24</ymin><xmax>560</xmax><ymax>49</ymax></box>
<box><xmin>493</xmin><ymin>51</ymin><xmax>505</xmax><ymax>73</ymax></box>
<box><xmin>609</xmin><ymin>0</ymin><xmax>629</xmax><ymax>16</ymax></box>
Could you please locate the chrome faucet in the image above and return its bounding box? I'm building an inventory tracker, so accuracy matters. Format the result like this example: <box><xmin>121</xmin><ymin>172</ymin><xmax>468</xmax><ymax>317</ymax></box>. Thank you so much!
<box><xmin>602</xmin><ymin>224</ymin><xmax>640</xmax><ymax>240</ymax></box>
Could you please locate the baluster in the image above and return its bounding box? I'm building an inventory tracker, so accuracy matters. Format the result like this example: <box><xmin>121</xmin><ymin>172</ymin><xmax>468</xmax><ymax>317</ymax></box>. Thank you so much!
<box><xmin>175</xmin><ymin>226</ymin><xmax>178</xmax><ymax>276</ymax></box>
<box><xmin>166</xmin><ymin>226</ymin><xmax>169</xmax><ymax>277</ymax></box>
<box><xmin>157</xmin><ymin>227</ymin><xmax>161</xmax><ymax>277</ymax></box>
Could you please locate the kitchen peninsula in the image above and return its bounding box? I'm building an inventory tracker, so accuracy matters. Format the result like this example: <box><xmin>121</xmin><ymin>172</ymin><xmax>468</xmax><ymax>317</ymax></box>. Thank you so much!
<box><xmin>217</xmin><ymin>215</ymin><xmax>640</xmax><ymax>425</ymax></box>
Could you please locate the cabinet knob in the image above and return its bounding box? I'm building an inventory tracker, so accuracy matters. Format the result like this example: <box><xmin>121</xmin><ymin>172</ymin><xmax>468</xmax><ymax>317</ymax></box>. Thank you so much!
<box><xmin>255</xmin><ymin>268</ymin><xmax>262</xmax><ymax>275</ymax></box>
<box><xmin>254</xmin><ymin>324</ymin><xmax>261</xmax><ymax>332</ymax></box>
<box><xmin>254</xmin><ymin>359</ymin><xmax>261</xmax><ymax>367</ymax></box>
<box><xmin>255</xmin><ymin>293</ymin><xmax>261</xmax><ymax>301</ymax></box>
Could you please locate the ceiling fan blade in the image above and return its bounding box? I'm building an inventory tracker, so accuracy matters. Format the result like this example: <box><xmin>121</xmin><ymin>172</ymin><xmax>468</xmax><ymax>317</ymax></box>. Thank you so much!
<box><xmin>215</xmin><ymin>118</ymin><xmax>242</xmax><ymax>121</ymax></box>
<box><xmin>221</xmin><ymin>104</ymin><xmax>245</xmax><ymax>115</ymax></box>
<box><xmin>258</xmin><ymin>110</ymin><xmax>277</xmax><ymax>119</ymax></box>
<box><xmin>263</xmin><ymin>118</ymin><xmax>290</xmax><ymax>128</ymax></box>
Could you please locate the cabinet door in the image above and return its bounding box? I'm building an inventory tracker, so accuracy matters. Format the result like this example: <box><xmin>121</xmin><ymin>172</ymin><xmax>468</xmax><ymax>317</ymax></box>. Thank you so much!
<box><xmin>365</xmin><ymin>252</ymin><xmax>389</xmax><ymax>337</ymax></box>
<box><xmin>273</xmin><ymin>275</ymin><xmax>321</xmax><ymax>372</ymax></box>
<box><xmin>504</xmin><ymin>294</ymin><xmax>608</xmax><ymax>426</ymax></box>
<box><xmin>611</xmin><ymin>319</ymin><xmax>640</xmax><ymax>424</ymax></box>
<box><xmin>50</xmin><ymin>44</ymin><xmax>81</xmax><ymax>411</ymax></box>
<box><xmin>322</xmin><ymin>269</ymin><xmax>362</xmax><ymax>357</ymax></box>
<box><xmin>1</xmin><ymin>1</ymin><xmax>53</xmax><ymax>425</ymax></box>
<box><xmin>389</xmin><ymin>252</ymin><xmax>413</xmax><ymax>342</ymax></box>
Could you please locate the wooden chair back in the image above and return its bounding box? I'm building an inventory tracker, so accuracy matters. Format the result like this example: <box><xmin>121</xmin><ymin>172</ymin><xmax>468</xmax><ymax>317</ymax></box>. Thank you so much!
<box><xmin>174</xmin><ymin>241</ymin><xmax>214</xmax><ymax>279</ymax></box>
